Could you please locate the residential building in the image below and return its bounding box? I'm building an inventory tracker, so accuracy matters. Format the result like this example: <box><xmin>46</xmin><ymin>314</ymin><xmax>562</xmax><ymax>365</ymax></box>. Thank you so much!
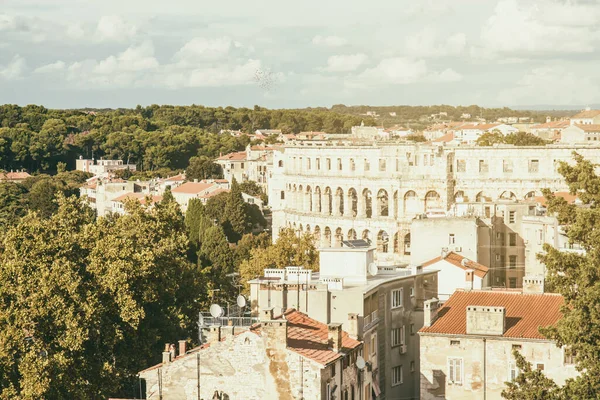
<box><xmin>530</xmin><ymin>119</ymin><xmax>569</xmax><ymax>141</ymax></box>
<box><xmin>171</xmin><ymin>180</ymin><xmax>230</xmax><ymax>212</ymax></box>
<box><xmin>255</xmin><ymin>129</ymin><xmax>282</xmax><ymax>136</ymax></box>
<box><xmin>249</xmin><ymin>244</ymin><xmax>439</xmax><ymax>399</ymax></box>
<box><xmin>569</xmin><ymin>108</ymin><xmax>600</xmax><ymax>125</ymax></box>
<box><xmin>560</xmin><ymin>124</ymin><xmax>600</xmax><ymax>143</ymax></box>
<box><xmin>155</xmin><ymin>173</ymin><xmax>186</xmax><ymax>194</ymax></box>
<box><xmin>80</xmin><ymin>177</ymin><xmax>152</xmax><ymax>216</ymax></box>
<box><xmin>139</xmin><ymin>309</ymin><xmax>362</xmax><ymax>400</ymax></box>
<box><xmin>216</xmin><ymin>144</ymin><xmax>275</xmax><ymax>192</ymax></box>
<box><xmin>75</xmin><ymin>156</ymin><xmax>136</xmax><ymax>177</ymax></box>
<box><xmin>453</xmin><ymin>123</ymin><xmax>518</xmax><ymax>144</ymax></box>
<box><xmin>420</xmin><ymin>251</ymin><xmax>488</xmax><ymax>301</ymax></box>
<box><xmin>110</xmin><ymin>193</ymin><xmax>162</xmax><ymax>215</ymax></box>
<box><xmin>0</xmin><ymin>170</ymin><xmax>31</xmax><ymax>182</ymax></box>
<box><xmin>419</xmin><ymin>281</ymin><xmax>578</xmax><ymax>400</ymax></box>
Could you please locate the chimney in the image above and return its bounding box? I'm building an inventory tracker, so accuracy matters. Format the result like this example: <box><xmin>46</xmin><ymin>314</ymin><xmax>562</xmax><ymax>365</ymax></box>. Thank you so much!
<box><xmin>465</xmin><ymin>269</ymin><xmax>474</xmax><ymax>290</ymax></box>
<box><xmin>178</xmin><ymin>340</ymin><xmax>187</xmax><ymax>356</ymax></box>
<box><xmin>466</xmin><ymin>306</ymin><xmax>505</xmax><ymax>335</ymax></box>
<box><xmin>162</xmin><ymin>343</ymin><xmax>171</xmax><ymax>364</ymax></box>
<box><xmin>207</xmin><ymin>325</ymin><xmax>221</xmax><ymax>344</ymax></box>
<box><xmin>523</xmin><ymin>275</ymin><xmax>544</xmax><ymax>294</ymax></box>
<box><xmin>347</xmin><ymin>313</ymin><xmax>359</xmax><ymax>340</ymax></box>
<box><xmin>328</xmin><ymin>323</ymin><xmax>343</xmax><ymax>352</ymax></box>
<box><xmin>423</xmin><ymin>298</ymin><xmax>439</xmax><ymax>327</ymax></box>
<box><xmin>169</xmin><ymin>343</ymin><xmax>176</xmax><ymax>361</ymax></box>
<box><xmin>194</xmin><ymin>179</ymin><xmax>198</xmax><ymax>183</ymax></box>
<box><xmin>260</xmin><ymin>307</ymin><xmax>274</xmax><ymax>322</ymax></box>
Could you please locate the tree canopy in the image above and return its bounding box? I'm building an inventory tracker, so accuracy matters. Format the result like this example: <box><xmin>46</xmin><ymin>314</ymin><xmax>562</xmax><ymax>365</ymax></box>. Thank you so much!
<box><xmin>477</xmin><ymin>131</ymin><xmax>549</xmax><ymax>146</ymax></box>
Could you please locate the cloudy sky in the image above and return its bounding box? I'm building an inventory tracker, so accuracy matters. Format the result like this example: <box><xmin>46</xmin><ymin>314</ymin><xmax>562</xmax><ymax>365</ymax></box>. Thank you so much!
<box><xmin>1</xmin><ymin>0</ymin><xmax>599</xmax><ymax>109</ymax></box>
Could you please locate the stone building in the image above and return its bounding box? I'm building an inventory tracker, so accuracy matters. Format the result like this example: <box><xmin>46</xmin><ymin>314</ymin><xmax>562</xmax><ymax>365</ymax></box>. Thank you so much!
<box><xmin>249</xmin><ymin>244</ymin><xmax>439</xmax><ymax>399</ymax></box>
<box><xmin>418</xmin><ymin>280</ymin><xmax>577</xmax><ymax>400</ymax></box>
<box><xmin>216</xmin><ymin>144</ymin><xmax>275</xmax><ymax>192</ymax></box>
<box><xmin>75</xmin><ymin>156</ymin><xmax>136</xmax><ymax>177</ymax></box>
<box><xmin>139</xmin><ymin>308</ymin><xmax>362</xmax><ymax>400</ymax></box>
<box><xmin>171</xmin><ymin>180</ymin><xmax>230</xmax><ymax>212</ymax></box>
<box><xmin>80</xmin><ymin>177</ymin><xmax>152</xmax><ymax>216</ymax></box>
<box><xmin>270</xmin><ymin>137</ymin><xmax>600</xmax><ymax>265</ymax></box>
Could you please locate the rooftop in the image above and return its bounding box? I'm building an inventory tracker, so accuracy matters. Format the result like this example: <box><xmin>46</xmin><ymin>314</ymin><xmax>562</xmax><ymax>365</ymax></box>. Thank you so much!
<box><xmin>216</xmin><ymin>151</ymin><xmax>247</xmax><ymax>161</ymax></box>
<box><xmin>0</xmin><ymin>171</ymin><xmax>31</xmax><ymax>181</ymax></box>
<box><xmin>572</xmin><ymin>109</ymin><xmax>600</xmax><ymax>119</ymax></box>
<box><xmin>534</xmin><ymin>191</ymin><xmax>578</xmax><ymax>206</ymax></box>
<box><xmin>420</xmin><ymin>290</ymin><xmax>564</xmax><ymax>340</ymax></box>
<box><xmin>113</xmin><ymin>192</ymin><xmax>162</xmax><ymax>205</ymax></box>
<box><xmin>574</xmin><ymin>124</ymin><xmax>600</xmax><ymax>132</ymax></box>
<box><xmin>531</xmin><ymin>120</ymin><xmax>570</xmax><ymax>129</ymax></box>
<box><xmin>421</xmin><ymin>251</ymin><xmax>489</xmax><ymax>278</ymax></box>
<box><xmin>171</xmin><ymin>181</ymin><xmax>215</xmax><ymax>194</ymax></box>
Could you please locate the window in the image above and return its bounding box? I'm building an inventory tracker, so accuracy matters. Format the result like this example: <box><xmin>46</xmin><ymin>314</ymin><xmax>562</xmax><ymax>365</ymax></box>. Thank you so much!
<box><xmin>317</xmin><ymin>158</ymin><xmax>321</xmax><ymax>170</ymax></box>
<box><xmin>564</xmin><ymin>348</ymin><xmax>576</xmax><ymax>365</ymax></box>
<box><xmin>338</xmin><ymin>158</ymin><xmax>342</xmax><ymax>170</ymax></box>
<box><xmin>509</xmin><ymin>255</ymin><xmax>517</xmax><ymax>269</ymax></box>
<box><xmin>450</xmin><ymin>340</ymin><xmax>460</xmax><ymax>346</ymax></box>
<box><xmin>508</xmin><ymin>361</ymin><xmax>520</xmax><ymax>381</ymax></box>
<box><xmin>410</xmin><ymin>287</ymin><xmax>414</xmax><ymax>297</ymax></box>
<box><xmin>449</xmin><ymin>234</ymin><xmax>455</xmax><ymax>245</ymax></box>
<box><xmin>457</xmin><ymin>159</ymin><xmax>466</xmax><ymax>172</ymax></box>
<box><xmin>529</xmin><ymin>159</ymin><xmax>539</xmax><ymax>173</ymax></box>
<box><xmin>496</xmin><ymin>232</ymin><xmax>505</xmax><ymax>246</ymax></box>
<box><xmin>503</xmin><ymin>160</ymin><xmax>513</xmax><ymax>173</ymax></box>
<box><xmin>280</xmin><ymin>191</ymin><xmax>285</xmax><ymax>200</ymax></box>
<box><xmin>392</xmin><ymin>288</ymin><xmax>403</xmax><ymax>308</ymax></box>
<box><xmin>479</xmin><ymin>160</ymin><xmax>488</xmax><ymax>173</ymax></box>
<box><xmin>278</xmin><ymin>160</ymin><xmax>283</xmax><ymax>167</ymax></box>
<box><xmin>509</xmin><ymin>233</ymin><xmax>517</xmax><ymax>246</ymax></box>
<box><xmin>241</xmin><ymin>162</ymin><xmax>245</xmax><ymax>169</ymax></box>
<box><xmin>509</xmin><ymin>277</ymin><xmax>517</xmax><ymax>288</ymax></box>
<box><xmin>370</xmin><ymin>334</ymin><xmax>377</xmax><ymax>357</ymax></box>
<box><xmin>327</xmin><ymin>158</ymin><xmax>331</xmax><ymax>170</ymax></box>
<box><xmin>350</xmin><ymin>158</ymin><xmax>355</xmax><ymax>171</ymax></box>
<box><xmin>512</xmin><ymin>344</ymin><xmax>522</xmax><ymax>350</ymax></box>
<box><xmin>410</xmin><ymin>324</ymin><xmax>415</xmax><ymax>335</ymax></box>
<box><xmin>391</xmin><ymin>328</ymin><xmax>402</xmax><ymax>347</ymax></box>
<box><xmin>509</xmin><ymin>211</ymin><xmax>516</xmax><ymax>224</ymax></box>
<box><xmin>392</xmin><ymin>365</ymin><xmax>403</xmax><ymax>386</ymax></box>
<box><xmin>379</xmin><ymin>159</ymin><xmax>386</xmax><ymax>171</ymax></box>
<box><xmin>423</xmin><ymin>154</ymin><xmax>428</xmax><ymax>166</ymax></box>
<box><xmin>331</xmin><ymin>363</ymin><xmax>336</xmax><ymax>377</ymax></box>
<box><xmin>448</xmin><ymin>357</ymin><xmax>463</xmax><ymax>385</ymax></box>
<box><xmin>410</xmin><ymin>361</ymin><xmax>415</xmax><ymax>372</ymax></box>
<box><xmin>536</xmin><ymin>363</ymin><xmax>545</xmax><ymax>371</ymax></box>
<box><xmin>364</xmin><ymin>159</ymin><xmax>370</xmax><ymax>171</ymax></box>
<box><xmin>396</xmin><ymin>159</ymin><xmax>399</xmax><ymax>172</ymax></box>
<box><xmin>430</xmin><ymin>154</ymin><xmax>434</xmax><ymax>166</ymax></box>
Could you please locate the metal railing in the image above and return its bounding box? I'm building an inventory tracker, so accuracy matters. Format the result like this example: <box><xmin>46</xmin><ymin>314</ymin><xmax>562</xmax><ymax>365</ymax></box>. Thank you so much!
<box><xmin>199</xmin><ymin>314</ymin><xmax>258</xmax><ymax>328</ymax></box>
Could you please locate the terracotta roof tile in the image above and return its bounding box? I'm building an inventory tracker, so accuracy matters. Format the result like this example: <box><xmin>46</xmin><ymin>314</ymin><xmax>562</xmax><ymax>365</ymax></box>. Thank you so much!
<box><xmin>433</xmin><ymin>132</ymin><xmax>455</xmax><ymax>143</ymax></box>
<box><xmin>198</xmin><ymin>188</ymin><xmax>229</xmax><ymax>198</ymax></box>
<box><xmin>574</xmin><ymin>124</ymin><xmax>600</xmax><ymax>132</ymax></box>
<box><xmin>171</xmin><ymin>182</ymin><xmax>214</xmax><ymax>194</ymax></box>
<box><xmin>572</xmin><ymin>110</ymin><xmax>600</xmax><ymax>119</ymax></box>
<box><xmin>421</xmin><ymin>252</ymin><xmax>489</xmax><ymax>278</ymax></box>
<box><xmin>217</xmin><ymin>151</ymin><xmax>247</xmax><ymax>161</ymax></box>
<box><xmin>113</xmin><ymin>192</ymin><xmax>162</xmax><ymax>205</ymax></box>
<box><xmin>420</xmin><ymin>290</ymin><xmax>564</xmax><ymax>339</ymax></box>
<box><xmin>0</xmin><ymin>171</ymin><xmax>31</xmax><ymax>181</ymax></box>
<box><xmin>534</xmin><ymin>191</ymin><xmax>577</xmax><ymax>206</ymax></box>
<box><xmin>531</xmin><ymin>120</ymin><xmax>570</xmax><ymax>129</ymax></box>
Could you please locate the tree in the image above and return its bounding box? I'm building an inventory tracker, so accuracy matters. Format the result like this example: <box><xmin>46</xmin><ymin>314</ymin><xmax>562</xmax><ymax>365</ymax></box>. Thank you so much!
<box><xmin>223</xmin><ymin>178</ymin><xmax>248</xmax><ymax>242</ymax></box>
<box><xmin>198</xmin><ymin>225</ymin><xmax>235</xmax><ymax>295</ymax></box>
<box><xmin>239</xmin><ymin>181</ymin><xmax>268</xmax><ymax>204</ymax></box>
<box><xmin>502</xmin><ymin>350</ymin><xmax>561</xmax><ymax>400</ymax></box>
<box><xmin>239</xmin><ymin>228</ymin><xmax>319</xmax><ymax>288</ymax></box>
<box><xmin>0</xmin><ymin>182</ymin><xmax>28</xmax><ymax>231</ymax></box>
<box><xmin>234</xmin><ymin>232</ymin><xmax>270</xmax><ymax>265</ymax></box>
<box><xmin>186</xmin><ymin>156</ymin><xmax>223</xmax><ymax>181</ymax></box>
<box><xmin>476</xmin><ymin>131</ymin><xmax>505</xmax><ymax>146</ymax></box>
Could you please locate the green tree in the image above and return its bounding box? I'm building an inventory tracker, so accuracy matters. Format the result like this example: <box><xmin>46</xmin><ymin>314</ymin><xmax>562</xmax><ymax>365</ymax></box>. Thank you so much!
<box><xmin>0</xmin><ymin>182</ymin><xmax>28</xmax><ymax>231</ymax></box>
<box><xmin>239</xmin><ymin>181</ymin><xmax>268</xmax><ymax>204</ymax></box>
<box><xmin>223</xmin><ymin>178</ymin><xmax>247</xmax><ymax>242</ymax></box>
<box><xmin>186</xmin><ymin>156</ymin><xmax>223</xmax><ymax>181</ymax></box>
<box><xmin>234</xmin><ymin>232</ymin><xmax>271</xmax><ymax>265</ymax></box>
<box><xmin>476</xmin><ymin>131</ymin><xmax>505</xmax><ymax>146</ymax></box>
<box><xmin>198</xmin><ymin>225</ymin><xmax>235</xmax><ymax>295</ymax></box>
<box><xmin>502</xmin><ymin>350</ymin><xmax>561</xmax><ymax>400</ymax></box>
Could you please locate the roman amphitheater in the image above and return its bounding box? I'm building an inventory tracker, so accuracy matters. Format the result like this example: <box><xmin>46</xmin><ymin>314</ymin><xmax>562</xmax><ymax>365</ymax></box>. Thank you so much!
<box><xmin>270</xmin><ymin>139</ymin><xmax>600</xmax><ymax>263</ymax></box>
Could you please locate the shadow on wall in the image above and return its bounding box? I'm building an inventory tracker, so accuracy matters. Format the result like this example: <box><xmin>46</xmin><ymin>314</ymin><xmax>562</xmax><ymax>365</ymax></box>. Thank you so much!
<box><xmin>421</xmin><ymin>370</ymin><xmax>447</xmax><ymax>399</ymax></box>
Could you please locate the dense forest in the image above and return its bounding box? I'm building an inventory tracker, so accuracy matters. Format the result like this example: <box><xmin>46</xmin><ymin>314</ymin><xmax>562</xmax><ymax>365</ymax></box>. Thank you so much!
<box><xmin>0</xmin><ymin>104</ymin><xmax>375</xmax><ymax>173</ymax></box>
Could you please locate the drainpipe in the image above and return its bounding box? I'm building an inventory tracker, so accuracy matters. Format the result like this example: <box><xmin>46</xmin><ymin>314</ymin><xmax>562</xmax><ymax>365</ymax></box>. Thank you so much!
<box><xmin>483</xmin><ymin>338</ymin><xmax>487</xmax><ymax>400</ymax></box>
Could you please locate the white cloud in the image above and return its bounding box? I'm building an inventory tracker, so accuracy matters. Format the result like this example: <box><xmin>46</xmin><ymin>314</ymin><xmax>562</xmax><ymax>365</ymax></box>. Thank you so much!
<box><xmin>312</xmin><ymin>35</ymin><xmax>347</xmax><ymax>47</ymax></box>
<box><xmin>34</xmin><ymin>60</ymin><xmax>66</xmax><ymax>74</ymax></box>
<box><xmin>322</xmin><ymin>53</ymin><xmax>368</xmax><ymax>72</ymax></box>
<box><xmin>427</xmin><ymin>68</ymin><xmax>463</xmax><ymax>83</ymax></box>
<box><xmin>348</xmin><ymin>57</ymin><xmax>428</xmax><ymax>88</ymax></box>
<box><xmin>478</xmin><ymin>0</ymin><xmax>600</xmax><ymax>58</ymax></box>
<box><xmin>498</xmin><ymin>65</ymin><xmax>598</xmax><ymax>105</ymax></box>
<box><xmin>94</xmin><ymin>41</ymin><xmax>158</xmax><ymax>74</ymax></box>
<box><xmin>173</xmin><ymin>37</ymin><xmax>235</xmax><ymax>64</ymax></box>
<box><xmin>0</xmin><ymin>14</ymin><xmax>17</xmax><ymax>31</ymax></box>
<box><xmin>66</xmin><ymin>22</ymin><xmax>85</xmax><ymax>39</ymax></box>
<box><xmin>96</xmin><ymin>16</ymin><xmax>137</xmax><ymax>42</ymax></box>
<box><xmin>0</xmin><ymin>55</ymin><xmax>26</xmax><ymax>80</ymax></box>
<box><xmin>405</xmin><ymin>29</ymin><xmax>466</xmax><ymax>58</ymax></box>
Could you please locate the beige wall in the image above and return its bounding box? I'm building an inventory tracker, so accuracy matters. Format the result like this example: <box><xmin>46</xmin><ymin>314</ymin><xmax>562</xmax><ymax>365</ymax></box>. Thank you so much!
<box><xmin>419</xmin><ymin>334</ymin><xmax>578</xmax><ymax>400</ymax></box>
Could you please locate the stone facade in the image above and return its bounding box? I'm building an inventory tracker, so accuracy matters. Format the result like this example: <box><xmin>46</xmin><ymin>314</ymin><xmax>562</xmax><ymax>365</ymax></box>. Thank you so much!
<box><xmin>271</xmin><ymin>141</ymin><xmax>600</xmax><ymax>265</ymax></box>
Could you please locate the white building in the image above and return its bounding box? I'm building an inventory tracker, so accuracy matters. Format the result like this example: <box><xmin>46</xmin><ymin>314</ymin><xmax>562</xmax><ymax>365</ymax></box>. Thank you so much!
<box><xmin>80</xmin><ymin>177</ymin><xmax>152</xmax><ymax>216</ymax></box>
<box><xmin>75</xmin><ymin>157</ymin><xmax>136</xmax><ymax>177</ymax></box>
<box><xmin>453</xmin><ymin>123</ymin><xmax>518</xmax><ymax>144</ymax></box>
<box><xmin>569</xmin><ymin>108</ymin><xmax>600</xmax><ymax>125</ymax></box>
<box><xmin>171</xmin><ymin>180</ymin><xmax>230</xmax><ymax>212</ymax></box>
<box><xmin>560</xmin><ymin>124</ymin><xmax>600</xmax><ymax>143</ymax></box>
<box><xmin>216</xmin><ymin>144</ymin><xmax>275</xmax><ymax>192</ymax></box>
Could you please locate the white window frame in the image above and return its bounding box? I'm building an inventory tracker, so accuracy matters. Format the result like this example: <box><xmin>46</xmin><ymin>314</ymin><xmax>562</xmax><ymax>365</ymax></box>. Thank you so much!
<box><xmin>391</xmin><ymin>328</ymin><xmax>400</xmax><ymax>347</ymax></box>
<box><xmin>401</xmin><ymin>325</ymin><xmax>406</xmax><ymax>345</ymax></box>
<box><xmin>508</xmin><ymin>361</ymin><xmax>520</xmax><ymax>381</ymax></box>
<box><xmin>447</xmin><ymin>357</ymin><xmax>463</xmax><ymax>385</ymax></box>
<box><xmin>392</xmin><ymin>365</ymin><xmax>403</xmax><ymax>386</ymax></box>
<box><xmin>391</xmin><ymin>288</ymin><xmax>403</xmax><ymax>309</ymax></box>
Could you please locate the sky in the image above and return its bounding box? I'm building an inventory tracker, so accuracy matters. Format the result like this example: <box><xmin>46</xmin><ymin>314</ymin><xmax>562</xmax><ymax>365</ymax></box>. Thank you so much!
<box><xmin>0</xmin><ymin>0</ymin><xmax>599</xmax><ymax>109</ymax></box>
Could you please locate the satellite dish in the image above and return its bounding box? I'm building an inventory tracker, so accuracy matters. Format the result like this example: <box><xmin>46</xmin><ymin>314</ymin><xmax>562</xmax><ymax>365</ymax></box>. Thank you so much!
<box><xmin>210</xmin><ymin>304</ymin><xmax>224</xmax><ymax>318</ymax></box>
<box><xmin>237</xmin><ymin>294</ymin><xmax>247</xmax><ymax>308</ymax></box>
<box><xmin>368</xmin><ymin>263</ymin><xmax>378</xmax><ymax>276</ymax></box>
<box><xmin>356</xmin><ymin>356</ymin><xmax>366</xmax><ymax>370</ymax></box>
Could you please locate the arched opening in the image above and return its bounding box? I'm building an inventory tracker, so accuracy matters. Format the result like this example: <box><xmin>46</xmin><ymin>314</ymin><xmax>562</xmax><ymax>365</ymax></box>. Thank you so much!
<box><xmin>324</xmin><ymin>227</ymin><xmax>332</xmax><ymax>247</ymax></box>
<box><xmin>362</xmin><ymin>229</ymin><xmax>371</xmax><ymax>243</ymax></box>
<box><xmin>404</xmin><ymin>190</ymin><xmax>420</xmax><ymax>216</ymax></box>
<box><xmin>298</xmin><ymin>185</ymin><xmax>304</xmax><ymax>211</ymax></box>
<box><xmin>454</xmin><ymin>190</ymin><xmax>466</xmax><ymax>203</ymax></box>
<box><xmin>393</xmin><ymin>191</ymin><xmax>399</xmax><ymax>218</ymax></box>
<box><xmin>499</xmin><ymin>191</ymin><xmax>517</xmax><ymax>201</ymax></box>
<box><xmin>348</xmin><ymin>188</ymin><xmax>358</xmax><ymax>217</ymax></box>
<box><xmin>314</xmin><ymin>186</ymin><xmax>322</xmax><ymax>213</ymax></box>
<box><xmin>324</xmin><ymin>187</ymin><xmax>332</xmax><ymax>215</ymax></box>
<box><xmin>336</xmin><ymin>187</ymin><xmax>344</xmax><ymax>216</ymax></box>
<box><xmin>377</xmin><ymin>189</ymin><xmax>389</xmax><ymax>217</ymax></box>
<box><xmin>306</xmin><ymin>224</ymin><xmax>311</xmax><ymax>234</ymax></box>
<box><xmin>335</xmin><ymin>228</ymin><xmax>343</xmax><ymax>247</ymax></box>
<box><xmin>377</xmin><ymin>230</ymin><xmax>389</xmax><ymax>252</ymax></box>
<box><xmin>347</xmin><ymin>228</ymin><xmax>357</xmax><ymax>240</ymax></box>
<box><xmin>393</xmin><ymin>232</ymin><xmax>400</xmax><ymax>254</ymax></box>
<box><xmin>476</xmin><ymin>191</ymin><xmax>490</xmax><ymax>203</ymax></box>
<box><xmin>425</xmin><ymin>191</ymin><xmax>442</xmax><ymax>212</ymax></box>
<box><xmin>298</xmin><ymin>224</ymin><xmax>303</xmax><ymax>234</ymax></box>
<box><xmin>306</xmin><ymin>186</ymin><xmax>313</xmax><ymax>212</ymax></box>
<box><xmin>525</xmin><ymin>191</ymin><xmax>536</xmax><ymax>200</ymax></box>
<box><xmin>362</xmin><ymin>188</ymin><xmax>372</xmax><ymax>218</ymax></box>
<box><xmin>278</xmin><ymin>160</ymin><xmax>283</xmax><ymax>167</ymax></box>
<box><xmin>403</xmin><ymin>233</ymin><xmax>411</xmax><ymax>255</ymax></box>
<box><xmin>314</xmin><ymin>225</ymin><xmax>321</xmax><ymax>245</ymax></box>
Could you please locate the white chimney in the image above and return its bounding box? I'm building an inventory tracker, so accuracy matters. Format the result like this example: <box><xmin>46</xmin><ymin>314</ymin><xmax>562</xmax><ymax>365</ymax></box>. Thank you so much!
<box><xmin>465</xmin><ymin>269</ymin><xmax>474</xmax><ymax>290</ymax></box>
<box><xmin>523</xmin><ymin>275</ymin><xmax>544</xmax><ymax>294</ymax></box>
<box><xmin>328</xmin><ymin>323</ymin><xmax>343</xmax><ymax>352</ymax></box>
<box><xmin>424</xmin><ymin>298</ymin><xmax>439</xmax><ymax>327</ymax></box>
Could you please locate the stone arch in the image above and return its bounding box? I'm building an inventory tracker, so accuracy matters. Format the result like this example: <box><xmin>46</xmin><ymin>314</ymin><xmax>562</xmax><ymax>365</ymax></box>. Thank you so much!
<box><xmin>362</xmin><ymin>229</ymin><xmax>371</xmax><ymax>243</ymax></box>
<box><xmin>324</xmin><ymin>227</ymin><xmax>332</xmax><ymax>247</ymax></box>
<box><xmin>403</xmin><ymin>233</ymin><xmax>411</xmax><ymax>255</ymax></box>
<box><xmin>306</xmin><ymin>224</ymin><xmax>311</xmax><ymax>234</ymax></box>
<box><xmin>362</xmin><ymin>188</ymin><xmax>373</xmax><ymax>218</ymax></box>
<box><xmin>306</xmin><ymin>186</ymin><xmax>313</xmax><ymax>212</ymax></box>
<box><xmin>393</xmin><ymin>232</ymin><xmax>401</xmax><ymax>254</ymax></box>
<box><xmin>475</xmin><ymin>191</ymin><xmax>491</xmax><ymax>203</ymax></box>
<box><xmin>404</xmin><ymin>190</ymin><xmax>420</xmax><ymax>216</ymax></box>
<box><xmin>335</xmin><ymin>187</ymin><xmax>344</xmax><ymax>216</ymax></box>
<box><xmin>524</xmin><ymin>191</ymin><xmax>537</xmax><ymax>200</ymax></box>
<box><xmin>499</xmin><ymin>191</ymin><xmax>517</xmax><ymax>201</ymax></box>
<box><xmin>347</xmin><ymin>228</ymin><xmax>357</xmax><ymax>240</ymax></box>
<box><xmin>377</xmin><ymin>189</ymin><xmax>389</xmax><ymax>217</ymax></box>
<box><xmin>324</xmin><ymin>187</ymin><xmax>333</xmax><ymax>215</ymax></box>
<box><xmin>348</xmin><ymin>188</ymin><xmax>358</xmax><ymax>217</ymax></box>
<box><xmin>425</xmin><ymin>190</ymin><xmax>442</xmax><ymax>212</ymax></box>
<box><xmin>335</xmin><ymin>228</ymin><xmax>343</xmax><ymax>247</ymax></box>
<box><xmin>314</xmin><ymin>225</ymin><xmax>321</xmax><ymax>244</ymax></box>
<box><xmin>377</xmin><ymin>230</ymin><xmax>389</xmax><ymax>252</ymax></box>
<box><xmin>278</xmin><ymin>160</ymin><xmax>283</xmax><ymax>167</ymax></box>
<box><xmin>314</xmin><ymin>186</ymin><xmax>322</xmax><ymax>213</ymax></box>
<box><xmin>454</xmin><ymin>190</ymin><xmax>466</xmax><ymax>202</ymax></box>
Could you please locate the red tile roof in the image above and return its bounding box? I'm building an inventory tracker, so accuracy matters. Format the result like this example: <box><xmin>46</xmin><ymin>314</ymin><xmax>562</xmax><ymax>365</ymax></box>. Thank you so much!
<box><xmin>432</xmin><ymin>132</ymin><xmax>455</xmax><ymax>143</ymax></box>
<box><xmin>251</xmin><ymin>309</ymin><xmax>361</xmax><ymax>365</ymax></box>
<box><xmin>171</xmin><ymin>182</ymin><xmax>214</xmax><ymax>194</ymax></box>
<box><xmin>534</xmin><ymin>191</ymin><xmax>577</xmax><ymax>206</ymax></box>
<box><xmin>0</xmin><ymin>171</ymin><xmax>31</xmax><ymax>181</ymax></box>
<box><xmin>198</xmin><ymin>188</ymin><xmax>229</xmax><ymax>198</ymax></box>
<box><xmin>113</xmin><ymin>192</ymin><xmax>162</xmax><ymax>205</ymax></box>
<box><xmin>421</xmin><ymin>252</ymin><xmax>489</xmax><ymax>278</ymax></box>
<box><xmin>531</xmin><ymin>120</ymin><xmax>570</xmax><ymax>129</ymax></box>
<box><xmin>217</xmin><ymin>151</ymin><xmax>247</xmax><ymax>161</ymax></box>
<box><xmin>163</xmin><ymin>173</ymin><xmax>185</xmax><ymax>182</ymax></box>
<box><xmin>574</xmin><ymin>124</ymin><xmax>600</xmax><ymax>132</ymax></box>
<box><xmin>572</xmin><ymin>110</ymin><xmax>600</xmax><ymax>119</ymax></box>
<box><xmin>420</xmin><ymin>290</ymin><xmax>564</xmax><ymax>339</ymax></box>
